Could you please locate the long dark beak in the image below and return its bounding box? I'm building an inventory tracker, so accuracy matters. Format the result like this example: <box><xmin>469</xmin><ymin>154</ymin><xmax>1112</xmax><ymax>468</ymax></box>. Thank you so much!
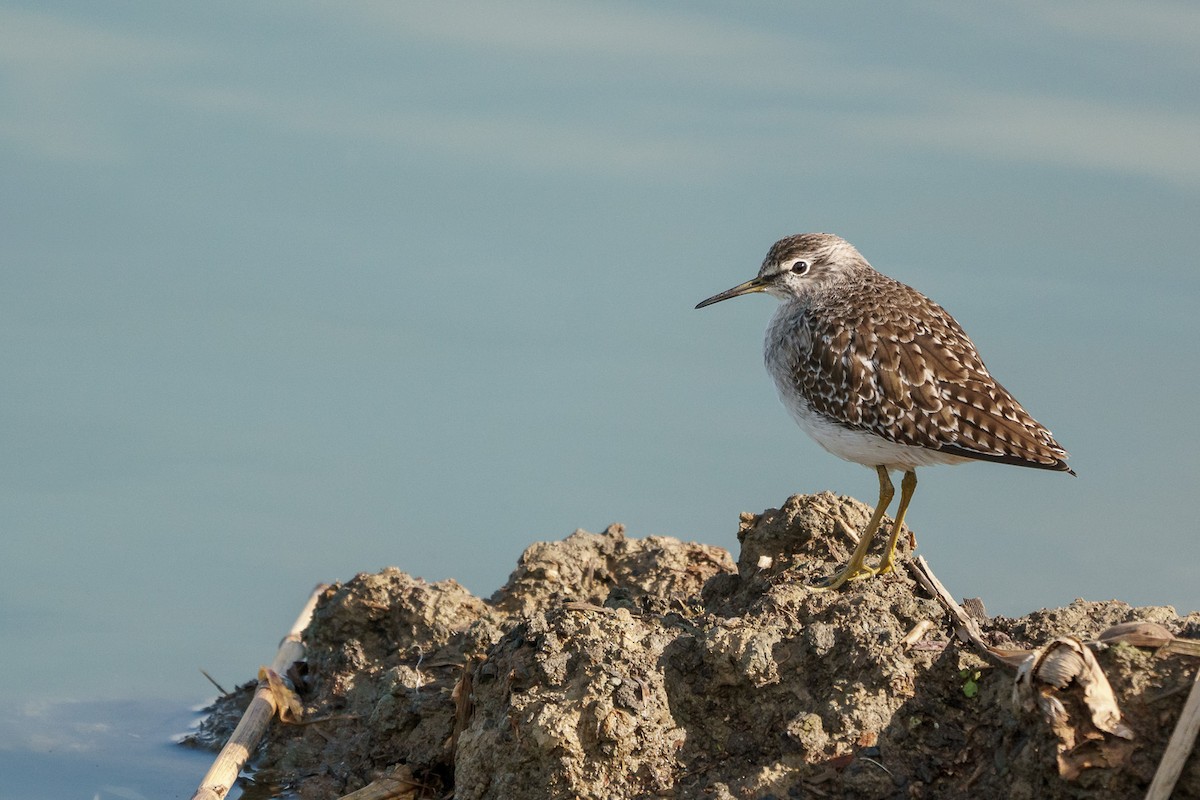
<box><xmin>695</xmin><ymin>276</ymin><xmax>769</xmax><ymax>309</ymax></box>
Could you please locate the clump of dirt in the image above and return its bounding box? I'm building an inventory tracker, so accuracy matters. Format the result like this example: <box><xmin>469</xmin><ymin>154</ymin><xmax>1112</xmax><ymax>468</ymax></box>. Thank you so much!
<box><xmin>186</xmin><ymin>494</ymin><xmax>1200</xmax><ymax>799</ymax></box>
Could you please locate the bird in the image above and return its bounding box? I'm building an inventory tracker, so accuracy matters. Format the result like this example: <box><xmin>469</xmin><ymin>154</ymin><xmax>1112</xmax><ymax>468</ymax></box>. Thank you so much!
<box><xmin>696</xmin><ymin>233</ymin><xmax>1072</xmax><ymax>590</ymax></box>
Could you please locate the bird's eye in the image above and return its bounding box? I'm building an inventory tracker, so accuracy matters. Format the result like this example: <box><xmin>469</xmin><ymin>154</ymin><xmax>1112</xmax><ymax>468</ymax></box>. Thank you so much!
<box><xmin>790</xmin><ymin>259</ymin><xmax>810</xmax><ymax>275</ymax></box>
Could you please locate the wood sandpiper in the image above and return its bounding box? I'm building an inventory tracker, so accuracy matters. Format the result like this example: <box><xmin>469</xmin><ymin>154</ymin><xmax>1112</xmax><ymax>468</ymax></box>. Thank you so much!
<box><xmin>696</xmin><ymin>233</ymin><xmax>1072</xmax><ymax>590</ymax></box>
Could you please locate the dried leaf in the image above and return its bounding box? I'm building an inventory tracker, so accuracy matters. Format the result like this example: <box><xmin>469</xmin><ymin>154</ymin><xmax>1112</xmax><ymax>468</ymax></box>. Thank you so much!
<box><xmin>1098</xmin><ymin>621</ymin><xmax>1174</xmax><ymax>649</ymax></box>
<box><xmin>1013</xmin><ymin>636</ymin><xmax>1135</xmax><ymax>779</ymax></box>
<box><xmin>259</xmin><ymin>666</ymin><xmax>304</xmax><ymax>724</ymax></box>
<box><xmin>1036</xmin><ymin>644</ymin><xmax>1088</xmax><ymax>689</ymax></box>
<box><xmin>1057</xmin><ymin>735</ymin><xmax>1134</xmax><ymax>781</ymax></box>
<box><xmin>336</xmin><ymin>764</ymin><xmax>420</xmax><ymax>800</ymax></box>
<box><xmin>446</xmin><ymin>657</ymin><xmax>475</xmax><ymax>755</ymax></box>
<box><xmin>989</xmin><ymin>646</ymin><xmax>1034</xmax><ymax>668</ymax></box>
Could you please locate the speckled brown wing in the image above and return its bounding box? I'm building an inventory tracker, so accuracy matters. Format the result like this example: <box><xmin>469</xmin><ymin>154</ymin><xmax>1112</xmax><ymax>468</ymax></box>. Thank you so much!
<box><xmin>796</xmin><ymin>272</ymin><xmax>1071</xmax><ymax>471</ymax></box>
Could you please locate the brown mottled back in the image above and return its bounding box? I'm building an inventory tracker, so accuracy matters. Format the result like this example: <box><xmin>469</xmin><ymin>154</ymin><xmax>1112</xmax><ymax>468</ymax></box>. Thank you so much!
<box><xmin>791</xmin><ymin>268</ymin><xmax>1070</xmax><ymax>470</ymax></box>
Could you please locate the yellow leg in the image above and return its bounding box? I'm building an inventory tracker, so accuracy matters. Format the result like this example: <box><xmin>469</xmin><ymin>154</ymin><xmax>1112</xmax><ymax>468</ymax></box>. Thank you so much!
<box><xmin>877</xmin><ymin>470</ymin><xmax>916</xmax><ymax>575</ymax></box>
<box><xmin>811</xmin><ymin>465</ymin><xmax>893</xmax><ymax>590</ymax></box>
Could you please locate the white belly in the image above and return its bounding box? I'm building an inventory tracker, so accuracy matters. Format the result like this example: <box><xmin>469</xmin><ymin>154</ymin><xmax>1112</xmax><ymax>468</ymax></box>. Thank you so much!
<box><xmin>775</xmin><ymin>387</ymin><xmax>970</xmax><ymax>471</ymax></box>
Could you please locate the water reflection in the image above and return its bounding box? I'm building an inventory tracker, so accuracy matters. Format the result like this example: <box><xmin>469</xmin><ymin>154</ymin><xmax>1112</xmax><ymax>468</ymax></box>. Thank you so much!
<box><xmin>0</xmin><ymin>698</ymin><xmax>216</xmax><ymax>800</ymax></box>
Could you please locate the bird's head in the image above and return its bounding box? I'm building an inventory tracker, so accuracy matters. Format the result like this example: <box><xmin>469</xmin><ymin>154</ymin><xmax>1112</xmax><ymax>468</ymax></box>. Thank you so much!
<box><xmin>695</xmin><ymin>233</ymin><xmax>867</xmax><ymax>309</ymax></box>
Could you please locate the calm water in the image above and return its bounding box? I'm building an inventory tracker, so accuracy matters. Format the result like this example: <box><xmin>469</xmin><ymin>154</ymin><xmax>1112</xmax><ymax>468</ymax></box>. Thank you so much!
<box><xmin>3</xmin><ymin>6</ymin><xmax>1199</xmax><ymax>796</ymax></box>
<box><xmin>0</xmin><ymin>698</ymin><xmax>221</xmax><ymax>800</ymax></box>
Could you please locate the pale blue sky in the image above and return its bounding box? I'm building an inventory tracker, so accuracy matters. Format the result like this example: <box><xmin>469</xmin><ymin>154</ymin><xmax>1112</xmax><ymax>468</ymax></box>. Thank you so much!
<box><xmin>2</xmin><ymin>2</ymin><xmax>1199</xmax><ymax>710</ymax></box>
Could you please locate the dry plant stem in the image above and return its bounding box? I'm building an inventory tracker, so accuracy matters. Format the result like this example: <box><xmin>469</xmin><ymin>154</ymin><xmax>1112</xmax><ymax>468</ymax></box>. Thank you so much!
<box><xmin>900</xmin><ymin>619</ymin><xmax>936</xmax><ymax>648</ymax></box>
<box><xmin>1166</xmin><ymin>639</ymin><xmax>1200</xmax><ymax>659</ymax></box>
<box><xmin>1145</xmin><ymin>665</ymin><xmax>1200</xmax><ymax>800</ymax></box>
<box><xmin>905</xmin><ymin>556</ymin><xmax>1007</xmax><ymax>667</ymax></box>
<box><xmin>190</xmin><ymin>583</ymin><xmax>328</xmax><ymax>800</ymax></box>
<box><xmin>448</xmin><ymin>657</ymin><xmax>475</xmax><ymax>757</ymax></box>
<box><xmin>200</xmin><ymin>669</ymin><xmax>228</xmax><ymax>695</ymax></box>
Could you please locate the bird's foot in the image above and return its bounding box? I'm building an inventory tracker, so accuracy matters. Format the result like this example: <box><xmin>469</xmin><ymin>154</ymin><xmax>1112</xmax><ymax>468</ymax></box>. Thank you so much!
<box><xmin>807</xmin><ymin>561</ymin><xmax>878</xmax><ymax>591</ymax></box>
<box><xmin>874</xmin><ymin>523</ymin><xmax>910</xmax><ymax>576</ymax></box>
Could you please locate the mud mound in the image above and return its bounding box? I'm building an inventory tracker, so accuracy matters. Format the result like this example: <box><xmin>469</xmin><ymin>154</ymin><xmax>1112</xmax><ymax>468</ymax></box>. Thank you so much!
<box><xmin>187</xmin><ymin>494</ymin><xmax>1200</xmax><ymax>799</ymax></box>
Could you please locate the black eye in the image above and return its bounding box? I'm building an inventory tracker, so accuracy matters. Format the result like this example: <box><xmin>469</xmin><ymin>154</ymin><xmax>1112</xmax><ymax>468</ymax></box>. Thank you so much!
<box><xmin>791</xmin><ymin>259</ymin><xmax>810</xmax><ymax>275</ymax></box>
